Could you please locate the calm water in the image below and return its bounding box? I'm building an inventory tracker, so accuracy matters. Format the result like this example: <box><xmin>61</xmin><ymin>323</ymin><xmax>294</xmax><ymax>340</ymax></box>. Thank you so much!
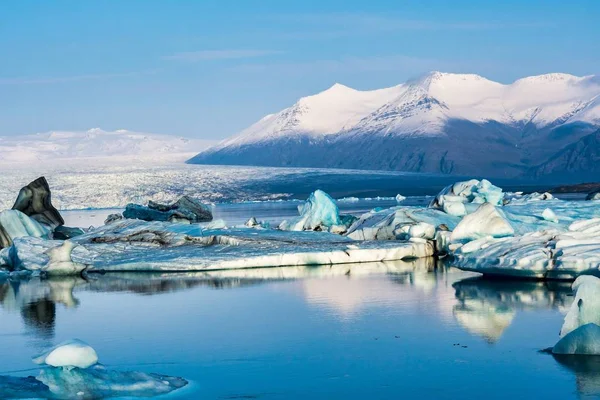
<box><xmin>1</xmin><ymin>189</ymin><xmax>596</xmax><ymax>399</ymax></box>
<box><xmin>0</xmin><ymin>263</ymin><xmax>591</xmax><ymax>399</ymax></box>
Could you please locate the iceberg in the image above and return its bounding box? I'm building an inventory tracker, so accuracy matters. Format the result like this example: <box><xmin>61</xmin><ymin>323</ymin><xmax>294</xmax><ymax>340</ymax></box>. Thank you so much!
<box><xmin>450</xmin><ymin>203</ymin><xmax>514</xmax><ymax>242</ymax></box>
<box><xmin>560</xmin><ymin>275</ymin><xmax>600</xmax><ymax>337</ymax></box>
<box><xmin>12</xmin><ymin>177</ymin><xmax>64</xmax><ymax>229</ymax></box>
<box><xmin>0</xmin><ymin>210</ymin><xmax>50</xmax><ymax>248</ymax></box>
<box><xmin>33</xmin><ymin>339</ymin><xmax>99</xmax><ymax>369</ymax></box>
<box><xmin>284</xmin><ymin>190</ymin><xmax>342</xmax><ymax>232</ymax></box>
<box><xmin>588</xmin><ymin>191</ymin><xmax>600</xmax><ymax>201</ymax></box>
<box><xmin>4</xmin><ymin>219</ymin><xmax>434</xmax><ymax>274</ymax></box>
<box><xmin>429</xmin><ymin>179</ymin><xmax>504</xmax><ymax>212</ymax></box>
<box><xmin>553</xmin><ymin>323</ymin><xmax>600</xmax><ymax>355</ymax></box>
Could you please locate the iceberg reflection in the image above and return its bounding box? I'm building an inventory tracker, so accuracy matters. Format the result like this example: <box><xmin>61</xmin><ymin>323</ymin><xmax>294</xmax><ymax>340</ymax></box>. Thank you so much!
<box><xmin>452</xmin><ymin>277</ymin><xmax>572</xmax><ymax>343</ymax></box>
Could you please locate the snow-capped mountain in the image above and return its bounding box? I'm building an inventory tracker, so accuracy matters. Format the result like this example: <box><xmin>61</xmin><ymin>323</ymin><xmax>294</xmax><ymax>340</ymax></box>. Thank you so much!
<box><xmin>0</xmin><ymin>128</ymin><xmax>214</xmax><ymax>165</ymax></box>
<box><xmin>189</xmin><ymin>72</ymin><xmax>600</xmax><ymax>179</ymax></box>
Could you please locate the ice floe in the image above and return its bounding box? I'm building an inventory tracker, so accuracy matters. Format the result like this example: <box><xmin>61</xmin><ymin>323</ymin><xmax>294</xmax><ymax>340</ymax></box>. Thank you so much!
<box><xmin>553</xmin><ymin>323</ymin><xmax>600</xmax><ymax>355</ymax></box>
<box><xmin>429</xmin><ymin>179</ymin><xmax>504</xmax><ymax>211</ymax></box>
<box><xmin>281</xmin><ymin>189</ymin><xmax>343</xmax><ymax>232</ymax></box>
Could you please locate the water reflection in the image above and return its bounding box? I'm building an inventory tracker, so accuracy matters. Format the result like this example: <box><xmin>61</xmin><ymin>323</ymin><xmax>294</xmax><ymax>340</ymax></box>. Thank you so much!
<box><xmin>554</xmin><ymin>355</ymin><xmax>600</xmax><ymax>397</ymax></box>
<box><xmin>452</xmin><ymin>277</ymin><xmax>572</xmax><ymax>343</ymax></box>
<box><xmin>0</xmin><ymin>259</ymin><xmax>437</xmax><ymax>340</ymax></box>
<box><xmin>0</xmin><ymin>277</ymin><xmax>84</xmax><ymax>340</ymax></box>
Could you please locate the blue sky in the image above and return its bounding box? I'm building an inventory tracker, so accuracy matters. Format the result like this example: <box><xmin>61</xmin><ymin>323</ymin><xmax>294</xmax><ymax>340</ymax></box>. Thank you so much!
<box><xmin>1</xmin><ymin>0</ymin><xmax>599</xmax><ymax>139</ymax></box>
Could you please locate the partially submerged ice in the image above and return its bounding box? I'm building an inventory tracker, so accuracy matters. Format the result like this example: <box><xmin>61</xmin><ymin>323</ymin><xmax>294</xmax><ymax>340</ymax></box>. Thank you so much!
<box><xmin>281</xmin><ymin>190</ymin><xmax>344</xmax><ymax>232</ymax></box>
<box><xmin>33</xmin><ymin>339</ymin><xmax>99</xmax><ymax>369</ymax></box>
<box><xmin>553</xmin><ymin>323</ymin><xmax>600</xmax><ymax>355</ymax></box>
<box><xmin>0</xmin><ymin>339</ymin><xmax>187</xmax><ymax>399</ymax></box>
<box><xmin>560</xmin><ymin>276</ymin><xmax>600</xmax><ymax>338</ymax></box>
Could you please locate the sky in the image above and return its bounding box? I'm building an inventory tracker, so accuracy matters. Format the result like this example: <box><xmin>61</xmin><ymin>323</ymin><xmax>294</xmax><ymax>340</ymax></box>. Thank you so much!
<box><xmin>1</xmin><ymin>0</ymin><xmax>599</xmax><ymax>139</ymax></box>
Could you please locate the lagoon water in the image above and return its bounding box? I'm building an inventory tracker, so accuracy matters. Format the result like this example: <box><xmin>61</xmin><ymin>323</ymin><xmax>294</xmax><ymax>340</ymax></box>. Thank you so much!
<box><xmin>0</xmin><ymin>202</ymin><xmax>595</xmax><ymax>399</ymax></box>
<box><xmin>0</xmin><ymin>262</ymin><xmax>589</xmax><ymax>399</ymax></box>
<box><xmin>0</xmin><ymin>166</ymin><xmax>594</xmax><ymax>399</ymax></box>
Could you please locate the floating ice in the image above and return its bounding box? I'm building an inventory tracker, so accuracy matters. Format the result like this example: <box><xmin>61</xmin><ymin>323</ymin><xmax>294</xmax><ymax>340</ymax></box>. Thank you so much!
<box><xmin>453</xmin><ymin>218</ymin><xmax>600</xmax><ymax>279</ymax></box>
<box><xmin>4</xmin><ymin>219</ymin><xmax>434</xmax><ymax>274</ymax></box>
<box><xmin>429</xmin><ymin>179</ymin><xmax>504</xmax><ymax>212</ymax></box>
<box><xmin>504</xmin><ymin>192</ymin><xmax>554</xmax><ymax>204</ymax></box>
<box><xmin>588</xmin><ymin>191</ymin><xmax>600</xmax><ymax>201</ymax></box>
<box><xmin>553</xmin><ymin>323</ymin><xmax>600</xmax><ymax>355</ymax></box>
<box><xmin>33</xmin><ymin>339</ymin><xmax>99</xmax><ymax>369</ymax></box>
<box><xmin>560</xmin><ymin>275</ymin><xmax>600</xmax><ymax>337</ymax></box>
<box><xmin>0</xmin><ymin>210</ymin><xmax>50</xmax><ymax>248</ymax></box>
<box><xmin>284</xmin><ymin>190</ymin><xmax>342</xmax><ymax>231</ymax></box>
<box><xmin>123</xmin><ymin>195</ymin><xmax>212</xmax><ymax>223</ymax></box>
<box><xmin>45</xmin><ymin>240</ymin><xmax>87</xmax><ymax>275</ymax></box>
<box><xmin>395</xmin><ymin>194</ymin><xmax>406</xmax><ymax>203</ymax></box>
<box><xmin>450</xmin><ymin>203</ymin><xmax>514</xmax><ymax>242</ymax></box>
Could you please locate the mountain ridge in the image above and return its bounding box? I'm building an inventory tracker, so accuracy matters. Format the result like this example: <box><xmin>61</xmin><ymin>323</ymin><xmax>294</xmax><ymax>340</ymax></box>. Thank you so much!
<box><xmin>189</xmin><ymin>71</ymin><xmax>600</xmax><ymax>179</ymax></box>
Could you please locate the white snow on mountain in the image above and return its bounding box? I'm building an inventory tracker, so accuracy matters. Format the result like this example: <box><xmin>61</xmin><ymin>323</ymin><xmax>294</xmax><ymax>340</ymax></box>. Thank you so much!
<box><xmin>213</xmin><ymin>71</ymin><xmax>600</xmax><ymax>146</ymax></box>
<box><xmin>0</xmin><ymin>128</ymin><xmax>214</xmax><ymax>165</ymax></box>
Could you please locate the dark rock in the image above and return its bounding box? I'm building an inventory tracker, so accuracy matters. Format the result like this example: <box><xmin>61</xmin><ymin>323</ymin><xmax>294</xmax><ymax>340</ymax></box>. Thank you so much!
<box><xmin>53</xmin><ymin>225</ymin><xmax>85</xmax><ymax>240</ymax></box>
<box><xmin>587</xmin><ymin>191</ymin><xmax>600</xmax><ymax>201</ymax></box>
<box><xmin>123</xmin><ymin>196</ymin><xmax>212</xmax><ymax>223</ymax></box>
<box><xmin>12</xmin><ymin>177</ymin><xmax>64</xmax><ymax>229</ymax></box>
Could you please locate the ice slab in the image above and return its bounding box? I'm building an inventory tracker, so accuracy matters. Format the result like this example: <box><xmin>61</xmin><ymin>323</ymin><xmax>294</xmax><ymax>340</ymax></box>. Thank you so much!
<box><xmin>450</xmin><ymin>203</ymin><xmax>514</xmax><ymax>242</ymax></box>
<box><xmin>452</xmin><ymin>218</ymin><xmax>600</xmax><ymax>279</ymax></box>
<box><xmin>429</xmin><ymin>179</ymin><xmax>504</xmax><ymax>211</ymax></box>
<box><xmin>283</xmin><ymin>189</ymin><xmax>342</xmax><ymax>231</ymax></box>
<box><xmin>6</xmin><ymin>219</ymin><xmax>433</xmax><ymax>274</ymax></box>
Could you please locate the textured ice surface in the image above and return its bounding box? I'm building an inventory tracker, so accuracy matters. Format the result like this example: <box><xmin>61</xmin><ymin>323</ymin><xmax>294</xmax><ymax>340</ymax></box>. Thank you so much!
<box><xmin>429</xmin><ymin>179</ymin><xmax>504</xmax><ymax>211</ymax></box>
<box><xmin>33</xmin><ymin>339</ymin><xmax>99</xmax><ymax>369</ymax></box>
<box><xmin>553</xmin><ymin>323</ymin><xmax>600</xmax><ymax>355</ymax></box>
<box><xmin>453</xmin><ymin>218</ymin><xmax>600</xmax><ymax>279</ymax></box>
<box><xmin>345</xmin><ymin>206</ymin><xmax>459</xmax><ymax>241</ymax></box>
<box><xmin>6</xmin><ymin>219</ymin><xmax>433</xmax><ymax>274</ymax></box>
<box><xmin>0</xmin><ymin>210</ymin><xmax>50</xmax><ymax>247</ymax></box>
<box><xmin>450</xmin><ymin>203</ymin><xmax>514</xmax><ymax>242</ymax></box>
<box><xmin>561</xmin><ymin>276</ymin><xmax>600</xmax><ymax>337</ymax></box>
<box><xmin>284</xmin><ymin>190</ymin><xmax>342</xmax><ymax>231</ymax></box>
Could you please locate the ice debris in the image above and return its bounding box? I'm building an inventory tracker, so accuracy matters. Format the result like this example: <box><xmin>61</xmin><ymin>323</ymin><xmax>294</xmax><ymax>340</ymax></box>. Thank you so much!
<box><xmin>450</xmin><ymin>203</ymin><xmax>514</xmax><ymax>242</ymax></box>
<box><xmin>588</xmin><ymin>191</ymin><xmax>600</xmax><ymax>201</ymax></box>
<box><xmin>123</xmin><ymin>195</ymin><xmax>213</xmax><ymax>223</ymax></box>
<box><xmin>12</xmin><ymin>177</ymin><xmax>64</xmax><ymax>229</ymax></box>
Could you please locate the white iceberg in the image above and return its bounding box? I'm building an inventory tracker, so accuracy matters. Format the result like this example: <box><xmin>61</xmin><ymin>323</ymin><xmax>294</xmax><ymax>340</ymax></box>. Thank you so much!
<box><xmin>542</xmin><ymin>208</ymin><xmax>559</xmax><ymax>223</ymax></box>
<box><xmin>553</xmin><ymin>323</ymin><xmax>600</xmax><ymax>355</ymax></box>
<box><xmin>284</xmin><ymin>190</ymin><xmax>342</xmax><ymax>231</ymax></box>
<box><xmin>450</xmin><ymin>203</ymin><xmax>514</xmax><ymax>242</ymax></box>
<box><xmin>395</xmin><ymin>194</ymin><xmax>406</xmax><ymax>203</ymax></box>
<box><xmin>429</xmin><ymin>179</ymin><xmax>504</xmax><ymax>212</ymax></box>
<box><xmin>560</xmin><ymin>275</ymin><xmax>600</xmax><ymax>337</ymax></box>
<box><xmin>33</xmin><ymin>339</ymin><xmax>99</xmax><ymax>369</ymax></box>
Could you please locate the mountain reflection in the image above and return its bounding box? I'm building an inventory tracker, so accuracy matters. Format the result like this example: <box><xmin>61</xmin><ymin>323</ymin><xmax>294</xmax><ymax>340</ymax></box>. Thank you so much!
<box><xmin>452</xmin><ymin>277</ymin><xmax>572</xmax><ymax>343</ymax></box>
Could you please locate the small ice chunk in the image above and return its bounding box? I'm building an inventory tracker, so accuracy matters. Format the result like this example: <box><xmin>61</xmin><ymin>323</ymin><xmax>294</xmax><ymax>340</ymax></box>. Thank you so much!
<box><xmin>430</xmin><ymin>179</ymin><xmax>504</xmax><ymax>212</ymax></box>
<box><xmin>541</xmin><ymin>208</ymin><xmax>558</xmax><ymax>223</ymax></box>
<box><xmin>450</xmin><ymin>203</ymin><xmax>514</xmax><ymax>242</ymax></box>
<box><xmin>443</xmin><ymin>201</ymin><xmax>467</xmax><ymax>217</ymax></box>
<box><xmin>33</xmin><ymin>339</ymin><xmax>99</xmax><ymax>369</ymax></box>
<box><xmin>553</xmin><ymin>323</ymin><xmax>600</xmax><ymax>355</ymax></box>
<box><xmin>587</xmin><ymin>191</ymin><xmax>600</xmax><ymax>201</ymax></box>
<box><xmin>45</xmin><ymin>241</ymin><xmax>87</xmax><ymax>275</ymax></box>
<box><xmin>395</xmin><ymin>194</ymin><xmax>406</xmax><ymax>203</ymax></box>
<box><xmin>245</xmin><ymin>217</ymin><xmax>259</xmax><ymax>227</ymax></box>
